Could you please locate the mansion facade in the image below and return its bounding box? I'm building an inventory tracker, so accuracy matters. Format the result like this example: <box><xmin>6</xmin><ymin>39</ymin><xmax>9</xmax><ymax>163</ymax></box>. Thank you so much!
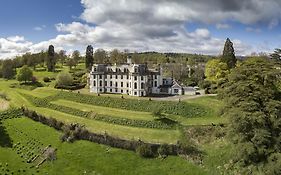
<box><xmin>89</xmin><ymin>59</ymin><xmax>183</xmax><ymax>97</ymax></box>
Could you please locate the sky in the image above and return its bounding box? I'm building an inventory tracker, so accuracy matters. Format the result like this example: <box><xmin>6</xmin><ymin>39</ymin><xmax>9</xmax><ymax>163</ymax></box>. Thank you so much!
<box><xmin>1</xmin><ymin>0</ymin><xmax>281</xmax><ymax>59</ymax></box>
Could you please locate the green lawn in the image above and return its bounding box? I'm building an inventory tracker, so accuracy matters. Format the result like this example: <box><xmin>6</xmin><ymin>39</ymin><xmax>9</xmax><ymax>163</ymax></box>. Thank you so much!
<box><xmin>52</xmin><ymin>99</ymin><xmax>154</xmax><ymax>121</ymax></box>
<box><xmin>30</xmin><ymin>106</ymin><xmax>180</xmax><ymax>144</ymax></box>
<box><xmin>1</xmin><ymin>117</ymin><xmax>208</xmax><ymax>175</ymax></box>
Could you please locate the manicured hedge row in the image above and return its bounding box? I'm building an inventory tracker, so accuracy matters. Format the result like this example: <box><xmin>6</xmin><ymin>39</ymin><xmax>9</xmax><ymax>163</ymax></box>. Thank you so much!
<box><xmin>0</xmin><ymin>108</ymin><xmax>23</xmax><ymax>121</ymax></box>
<box><xmin>49</xmin><ymin>91</ymin><xmax>207</xmax><ymax>118</ymax></box>
<box><xmin>20</xmin><ymin>93</ymin><xmax>177</xmax><ymax>129</ymax></box>
<box><xmin>21</xmin><ymin>107</ymin><xmax>179</xmax><ymax>157</ymax></box>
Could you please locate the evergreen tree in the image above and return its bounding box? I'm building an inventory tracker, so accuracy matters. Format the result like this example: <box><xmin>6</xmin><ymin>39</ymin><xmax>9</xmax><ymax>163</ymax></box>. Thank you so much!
<box><xmin>47</xmin><ymin>45</ymin><xmax>56</xmax><ymax>72</ymax></box>
<box><xmin>221</xmin><ymin>57</ymin><xmax>281</xmax><ymax>174</ymax></box>
<box><xmin>222</xmin><ymin>38</ymin><xmax>237</xmax><ymax>69</ymax></box>
<box><xmin>85</xmin><ymin>45</ymin><xmax>94</xmax><ymax>70</ymax></box>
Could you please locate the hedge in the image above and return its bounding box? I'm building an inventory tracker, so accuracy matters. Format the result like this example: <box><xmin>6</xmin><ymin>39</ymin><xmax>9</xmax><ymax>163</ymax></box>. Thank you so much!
<box><xmin>21</xmin><ymin>107</ymin><xmax>179</xmax><ymax>157</ymax></box>
<box><xmin>49</xmin><ymin>91</ymin><xmax>207</xmax><ymax>118</ymax></box>
<box><xmin>0</xmin><ymin>108</ymin><xmax>23</xmax><ymax>121</ymax></box>
<box><xmin>20</xmin><ymin>93</ymin><xmax>178</xmax><ymax>129</ymax></box>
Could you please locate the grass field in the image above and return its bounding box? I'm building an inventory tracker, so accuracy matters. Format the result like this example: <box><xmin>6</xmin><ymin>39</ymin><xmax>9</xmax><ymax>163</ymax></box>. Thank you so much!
<box><xmin>51</xmin><ymin>99</ymin><xmax>154</xmax><ymax>121</ymax></box>
<box><xmin>0</xmin><ymin>67</ymin><xmax>230</xmax><ymax>174</ymax></box>
<box><xmin>1</xmin><ymin>117</ymin><xmax>209</xmax><ymax>175</ymax></box>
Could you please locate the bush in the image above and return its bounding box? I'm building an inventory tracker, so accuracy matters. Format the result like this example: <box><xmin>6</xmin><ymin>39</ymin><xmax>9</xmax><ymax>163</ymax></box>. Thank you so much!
<box><xmin>56</xmin><ymin>72</ymin><xmax>73</xmax><ymax>87</ymax></box>
<box><xmin>43</xmin><ymin>77</ymin><xmax>50</xmax><ymax>82</ymax></box>
<box><xmin>17</xmin><ymin>66</ymin><xmax>33</xmax><ymax>83</ymax></box>
<box><xmin>136</xmin><ymin>144</ymin><xmax>155</xmax><ymax>158</ymax></box>
<box><xmin>0</xmin><ymin>92</ymin><xmax>9</xmax><ymax>101</ymax></box>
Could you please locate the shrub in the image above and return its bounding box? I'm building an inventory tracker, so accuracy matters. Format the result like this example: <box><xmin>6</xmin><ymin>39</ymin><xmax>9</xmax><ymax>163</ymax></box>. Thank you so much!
<box><xmin>152</xmin><ymin>109</ymin><xmax>162</xmax><ymax>118</ymax></box>
<box><xmin>136</xmin><ymin>144</ymin><xmax>155</xmax><ymax>158</ymax></box>
<box><xmin>43</xmin><ymin>77</ymin><xmax>50</xmax><ymax>82</ymax></box>
<box><xmin>55</xmin><ymin>72</ymin><xmax>73</xmax><ymax>87</ymax></box>
<box><xmin>0</xmin><ymin>92</ymin><xmax>9</xmax><ymax>101</ymax></box>
<box><xmin>17</xmin><ymin>65</ymin><xmax>33</xmax><ymax>83</ymax></box>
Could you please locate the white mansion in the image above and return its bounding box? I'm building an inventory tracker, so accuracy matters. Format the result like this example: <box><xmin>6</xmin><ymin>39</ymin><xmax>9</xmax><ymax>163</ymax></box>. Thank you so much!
<box><xmin>89</xmin><ymin>59</ymin><xmax>183</xmax><ymax>97</ymax></box>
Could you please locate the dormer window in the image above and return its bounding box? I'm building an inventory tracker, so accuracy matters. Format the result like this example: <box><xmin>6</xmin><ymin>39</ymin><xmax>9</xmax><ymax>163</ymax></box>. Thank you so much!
<box><xmin>94</xmin><ymin>67</ymin><xmax>97</xmax><ymax>72</ymax></box>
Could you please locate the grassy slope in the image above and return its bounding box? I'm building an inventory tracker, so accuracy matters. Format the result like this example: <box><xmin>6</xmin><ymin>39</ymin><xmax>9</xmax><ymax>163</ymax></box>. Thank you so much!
<box><xmin>51</xmin><ymin>99</ymin><xmax>154</xmax><ymax>121</ymax></box>
<box><xmin>1</xmin><ymin>117</ymin><xmax>207</xmax><ymax>175</ymax></box>
<box><xmin>30</xmin><ymin>106</ymin><xmax>180</xmax><ymax>144</ymax></box>
<box><xmin>0</xmin><ymin>99</ymin><xmax>9</xmax><ymax>111</ymax></box>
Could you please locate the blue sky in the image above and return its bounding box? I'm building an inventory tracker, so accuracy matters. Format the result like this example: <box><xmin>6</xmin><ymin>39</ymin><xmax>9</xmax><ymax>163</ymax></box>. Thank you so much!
<box><xmin>0</xmin><ymin>0</ymin><xmax>83</xmax><ymax>42</ymax></box>
<box><xmin>1</xmin><ymin>0</ymin><xmax>281</xmax><ymax>59</ymax></box>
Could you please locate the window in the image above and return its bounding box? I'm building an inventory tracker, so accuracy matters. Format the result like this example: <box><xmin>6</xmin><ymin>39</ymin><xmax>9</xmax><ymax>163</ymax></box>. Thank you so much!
<box><xmin>100</xmin><ymin>88</ymin><xmax>102</xmax><ymax>92</ymax></box>
<box><xmin>154</xmin><ymin>75</ymin><xmax>157</xmax><ymax>79</ymax></box>
<box><xmin>121</xmin><ymin>89</ymin><xmax>123</xmax><ymax>93</ymax></box>
<box><xmin>174</xmin><ymin>89</ymin><xmax>179</xmax><ymax>93</ymax></box>
<box><xmin>141</xmin><ymin>76</ymin><xmax>143</xmax><ymax>81</ymax></box>
<box><xmin>130</xmin><ymin>83</ymin><xmax>131</xmax><ymax>88</ymax></box>
<box><xmin>121</xmin><ymin>75</ymin><xmax>123</xmax><ymax>79</ymax></box>
<box><xmin>134</xmin><ymin>91</ymin><xmax>137</xmax><ymax>95</ymax></box>
<box><xmin>110</xmin><ymin>75</ymin><xmax>112</xmax><ymax>79</ymax></box>
<box><xmin>99</xmin><ymin>81</ymin><xmax>102</xmax><ymax>86</ymax></box>
<box><xmin>134</xmin><ymin>82</ymin><xmax>137</xmax><ymax>89</ymax></box>
<box><xmin>99</xmin><ymin>75</ymin><xmax>102</xmax><ymax>79</ymax></box>
<box><xmin>110</xmin><ymin>88</ymin><xmax>112</xmax><ymax>92</ymax></box>
<box><xmin>141</xmin><ymin>92</ymin><xmax>144</xmax><ymax>96</ymax></box>
<box><xmin>126</xmin><ymin>75</ymin><xmax>129</xmax><ymax>79</ymax></box>
<box><xmin>93</xmin><ymin>75</ymin><xmax>96</xmax><ymax>79</ymax></box>
<box><xmin>93</xmin><ymin>81</ymin><xmax>96</xmax><ymax>87</ymax></box>
<box><xmin>110</xmin><ymin>81</ymin><xmax>112</xmax><ymax>87</ymax></box>
<box><xmin>105</xmin><ymin>81</ymin><xmax>107</xmax><ymax>86</ymax></box>
<box><xmin>121</xmin><ymin>82</ymin><xmax>123</xmax><ymax>87</ymax></box>
<box><xmin>115</xmin><ymin>82</ymin><xmax>118</xmax><ymax>87</ymax></box>
<box><xmin>115</xmin><ymin>75</ymin><xmax>118</xmax><ymax>79</ymax></box>
<box><xmin>154</xmin><ymin>81</ymin><xmax>157</xmax><ymax>87</ymax></box>
<box><xmin>127</xmin><ymin>90</ymin><xmax>129</xmax><ymax>93</ymax></box>
<box><xmin>134</xmin><ymin>67</ymin><xmax>138</xmax><ymax>72</ymax></box>
<box><xmin>141</xmin><ymin>83</ymin><xmax>144</xmax><ymax>89</ymax></box>
<box><xmin>134</xmin><ymin>76</ymin><xmax>137</xmax><ymax>81</ymax></box>
<box><xmin>94</xmin><ymin>68</ymin><xmax>97</xmax><ymax>71</ymax></box>
<box><xmin>127</xmin><ymin>83</ymin><xmax>129</xmax><ymax>87</ymax></box>
<box><xmin>115</xmin><ymin>89</ymin><xmax>117</xmax><ymax>92</ymax></box>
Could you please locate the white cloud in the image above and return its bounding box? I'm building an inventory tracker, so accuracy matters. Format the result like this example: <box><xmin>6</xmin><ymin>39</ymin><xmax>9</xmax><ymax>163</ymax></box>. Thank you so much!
<box><xmin>33</xmin><ymin>25</ymin><xmax>46</xmax><ymax>31</ymax></box>
<box><xmin>7</xmin><ymin>36</ymin><xmax>25</xmax><ymax>42</ymax></box>
<box><xmin>8</xmin><ymin>0</ymin><xmax>281</xmax><ymax>59</ymax></box>
<box><xmin>268</xmin><ymin>19</ymin><xmax>279</xmax><ymax>29</ymax></box>
<box><xmin>216</xmin><ymin>23</ymin><xmax>231</xmax><ymax>29</ymax></box>
<box><xmin>246</xmin><ymin>27</ymin><xmax>262</xmax><ymax>33</ymax></box>
<box><xmin>0</xmin><ymin>36</ymin><xmax>33</xmax><ymax>59</ymax></box>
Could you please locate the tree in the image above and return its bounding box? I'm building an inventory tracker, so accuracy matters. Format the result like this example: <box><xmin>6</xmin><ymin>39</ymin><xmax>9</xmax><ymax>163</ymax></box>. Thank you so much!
<box><xmin>46</xmin><ymin>45</ymin><xmax>56</xmax><ymax>72</ymax></box>
<box><xmin>270</xmin><ymin>48</ymin><xmax>281</xmax><ymax>61</ymax></box>
<box><xmin>221</xmin><ymin>38</ymin><xmax>237</xmax><ymax>69</ymax></box>
<box><xmin>1</xmin><ymin>59</ymin><xmax>16</xmax><ymax>79</ymax></box>
<box><xmin>110</xmin><ymin>49</ymin><xmax>124</xmax><ymax>64</ymax></box>
<box><xmin>94</xmin><ymin>49</ymin><xmax>107</xmax><ymax>63</ymax></box>
<box><xmin>85</xmin><ymin>45</ymin><xmax>94</xmax><ymax>70</ymax></box>
<box><xmin>72</xmin><ymin>50</ymin><xmax>80</xmax><ymax>66</ymax></box>
<box><xmin>221</xmin><ymin>57</ymin><xmax>281</xmax><ymax>174</ymax></box>
<box><xmin>205</xmin><ymin>59</ymin><xmax>229</xmax><ymax>83</ymax></box>
<box><xmin>58</xmin><ymin>50</ymin><xmax>67</xmax><ymax>66</ymax></box>
<box><xmin>16</xmin><ymin>65</ymin><xmax>33</xmax><ymax>83</ymax></box>
<box><xmin>56</xmin><ymin>72</ymin><xmax>73</xmax><ymax>86</ymax></box>
<box><xmin>66</xmin><ymin>59</ymin><xmax>76</xmax><ymax>70</ymax></box>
